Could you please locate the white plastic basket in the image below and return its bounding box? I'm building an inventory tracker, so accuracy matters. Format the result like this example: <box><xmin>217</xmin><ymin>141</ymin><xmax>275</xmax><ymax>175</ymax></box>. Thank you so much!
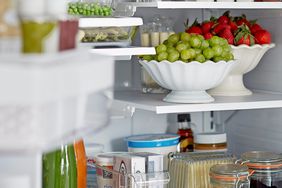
<box><xmin>0</xmin><ymin>50</ymin><xmax>114</xmax><ymax>152</ymax></box>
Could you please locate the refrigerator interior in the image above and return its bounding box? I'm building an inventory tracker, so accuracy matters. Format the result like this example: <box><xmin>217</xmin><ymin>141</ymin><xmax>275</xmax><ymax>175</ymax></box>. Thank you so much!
<box><xmin>87</xmin><ymin>8</ymin><xmax>282</xmax><ymax>156</ymax></box>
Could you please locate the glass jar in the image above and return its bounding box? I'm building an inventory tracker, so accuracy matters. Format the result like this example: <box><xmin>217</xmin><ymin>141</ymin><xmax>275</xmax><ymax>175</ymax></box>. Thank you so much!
<box><xmin>210</xmin><ymin>164</ymin><xmax>250</xmax><ymax>188</ymax></box>
<box><xmin>240</xmin><ymin>151</ymin><xmax>282</xmax><ymax>188</ymax></box>
<box><xmin>194</xmin><ymin>132</ymin><xmax>227</xmax><ymax>152</ymax></box>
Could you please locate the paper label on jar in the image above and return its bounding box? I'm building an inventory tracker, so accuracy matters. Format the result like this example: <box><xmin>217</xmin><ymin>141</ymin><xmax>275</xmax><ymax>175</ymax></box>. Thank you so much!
<box><xmin>96</xmin><ymin>166</ymin><xmax>113</xmax><ymax>179</ymax></box>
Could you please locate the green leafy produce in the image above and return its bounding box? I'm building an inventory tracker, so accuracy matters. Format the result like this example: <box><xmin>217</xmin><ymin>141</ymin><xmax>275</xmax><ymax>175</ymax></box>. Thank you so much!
<box><xmin>81</xmin><ymin>27</ymin><xmax>129</xmax><ymax>42</ymax></box>
<box><xmin>141</xmin><ymin>33</ymin><xmax>234</xmax><ymax>63</ymax></box>
<box><xmin>68</xmin><ymin>2</ymin><xmax>113</xmax><ymax>17</ymax></box>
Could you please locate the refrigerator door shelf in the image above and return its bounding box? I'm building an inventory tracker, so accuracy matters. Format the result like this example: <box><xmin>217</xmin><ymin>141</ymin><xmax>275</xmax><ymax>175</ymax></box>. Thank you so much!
<box><xmin>0</xmin><ymin>50</ymin><xmax>114</xmax><ymax>153</ymax></box>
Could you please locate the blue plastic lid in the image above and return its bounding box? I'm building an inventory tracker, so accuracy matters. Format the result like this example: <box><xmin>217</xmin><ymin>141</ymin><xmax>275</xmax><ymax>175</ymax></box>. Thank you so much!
<box><xmin>126</xmin><ymin>134</ymin><xmax>180</xmax><ymax>148</ymax></box>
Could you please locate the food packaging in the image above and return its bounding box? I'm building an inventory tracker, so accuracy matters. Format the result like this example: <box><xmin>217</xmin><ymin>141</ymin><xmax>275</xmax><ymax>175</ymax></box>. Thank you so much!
<box><xmin>126</xmin><ymin>134</ymin><xmax>179</xmax><ymax>170</ymax></box>
<box><xmin>169</xmin><ymin>152</ymin><xmax>235</xmax><ymax>188</ymax></box>
<box><xmin>113</xmin><ymin>154</ymin><xmax>146</xmax><ymax>188</ymax></box>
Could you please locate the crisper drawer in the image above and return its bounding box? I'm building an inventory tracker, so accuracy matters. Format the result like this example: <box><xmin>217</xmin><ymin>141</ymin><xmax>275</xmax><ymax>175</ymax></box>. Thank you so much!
<box><xmin>0</xmin><ymin>50</ymin><xmax>114</xmax><ymax>152</ymax></box>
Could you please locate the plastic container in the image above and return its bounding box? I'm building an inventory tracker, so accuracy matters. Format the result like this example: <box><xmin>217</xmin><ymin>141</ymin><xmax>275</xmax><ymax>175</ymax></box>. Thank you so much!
<box><xmin>68</xmin><ymin>0</ymin><xmax>113</xmax><ymax>17</ymax></box>
<box><xmin>0</xmin><ymin>50</ymin><xmax>114</xmax><ymax>152</ymax></box>
<box><xmin>95</xmin><ymin>152</ymin><xmax>127</xmax><ymax>188</ymax></box>
<box><xmin>239</xmin><ymin>151</ymin><xmax>282</xmax><ymax>188</ymax></box>
<box><xmin>210</xmin><ymin>164</ymin><xmax>250</xmax><ymax>188</ymax></box>
<box><xmin>126</xmin><ymin>134</ymin><xmax>179</xmax><ymax>170</ymax></box>
<box><xmin>84</xmin><ymin>143</ymin><xmax>104</xmax><ymax>188</ymax></box>
<box><xmin>79</xmin><ymin>26</ymin><xmax>134</xmax><ymax>47</ymax></box>
<box><xmin>194</xmin><ymin>132</ymin><xmax>227</xmax><ymax>152</ymax></box>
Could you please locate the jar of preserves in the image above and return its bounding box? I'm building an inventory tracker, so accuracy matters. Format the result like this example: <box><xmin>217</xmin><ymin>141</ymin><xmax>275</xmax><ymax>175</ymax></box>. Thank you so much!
<box><xmin>240</xmin><ymin>151</ymin><xmax>282</xmax><ymax>188</ymax></box>
<box><xmin>194</xmin><ymin>132</ymin><xmax>227</xmax><ymax>152</ymax></box>
<box><xmin>210</xmin><ymin>164</ymin><xmax>250</xmax><ymax>188</ymax></box>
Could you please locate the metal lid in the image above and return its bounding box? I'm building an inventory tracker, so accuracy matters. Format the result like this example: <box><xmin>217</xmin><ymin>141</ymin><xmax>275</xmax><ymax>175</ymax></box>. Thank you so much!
<box><xmin>195</xmin><ymin>132</ymin><xmax>227</xmax><ymax>144</ymax></box>
<box><xmin>241</xmin><ymin>151</ymin><xmax>282</xmax><ymax>163</ymax></box>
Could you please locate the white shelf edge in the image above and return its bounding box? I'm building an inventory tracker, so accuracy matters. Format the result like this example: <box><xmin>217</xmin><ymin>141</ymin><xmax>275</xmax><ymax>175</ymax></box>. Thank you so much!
<box><xmin>79</xmin><ymin>17</ymin><xmax>143</xmax><ymax>28</ymax></box>
<box><xmin>114</xmin><ymin>90</ymin><xmax>282</xmax><ymax>114</ymax></box>
<box><xmin>90</xmin><ymin>46</ymin><xmax>156</xmax><ymax>57</ymax></box>
<box><xmin>157</xmin><ymin>2</ymin><xmax>282</xmax><ymax>9</ymax></box>
<box><xmin>119</xmin><ymin>2</ymin><xmax>158</xmax><ymax>7</ymax></box>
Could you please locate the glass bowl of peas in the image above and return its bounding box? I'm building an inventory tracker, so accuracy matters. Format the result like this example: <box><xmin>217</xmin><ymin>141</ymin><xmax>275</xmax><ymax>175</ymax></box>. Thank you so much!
<box><xmin>68</xmin><ymin>0</ymin><xmax>113</xmax><ymax>17</ymax></box>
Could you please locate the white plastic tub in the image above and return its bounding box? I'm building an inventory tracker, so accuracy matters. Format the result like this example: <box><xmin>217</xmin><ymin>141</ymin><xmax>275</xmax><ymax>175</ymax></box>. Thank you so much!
<box><xmin>0</xmin><ymin>50</ymin><xmax>114</xmax><ymax>152</ymax></box>
<box><xmin>126</xmin><ymin>134</ymin><xmax>180</xmax><ymax>170</ymax></box>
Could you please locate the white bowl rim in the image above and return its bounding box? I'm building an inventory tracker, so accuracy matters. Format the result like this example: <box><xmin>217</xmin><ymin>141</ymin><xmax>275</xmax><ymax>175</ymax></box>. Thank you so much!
<box><xmin>139</xmin><ymin>59</ymin><xmax>236</xmax><ymax>65</ymax></box>
<box><xmin>231</xmin><ymin>43</ymin><xmax>275</xmax><ymax>49</ymax></box>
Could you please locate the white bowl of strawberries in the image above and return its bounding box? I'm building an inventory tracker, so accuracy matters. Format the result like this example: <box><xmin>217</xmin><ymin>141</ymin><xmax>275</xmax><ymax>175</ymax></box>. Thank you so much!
<box><xmin>185</xmin><ymin>11</ymin><xmax>275</xmax><ymax>96</ymax></box>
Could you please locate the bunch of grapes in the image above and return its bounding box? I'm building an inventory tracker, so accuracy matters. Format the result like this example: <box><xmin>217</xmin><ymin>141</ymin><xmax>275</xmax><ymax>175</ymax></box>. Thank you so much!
<box><xmin>68</xmin><ymin>2</ymin><xmax>112</xmax><ymax>16</ymax></box>
<box><xmin>141</xmin><ymin>32</ymin><xmax>234</xmax><ymax>63</ymax></box>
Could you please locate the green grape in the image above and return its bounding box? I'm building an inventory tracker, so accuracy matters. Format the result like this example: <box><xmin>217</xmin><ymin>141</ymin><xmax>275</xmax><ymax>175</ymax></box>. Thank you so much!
<box><xmin>176</xmin><ymin>43</ymin><xmax>187</xmax><ymax>52</ymax></box>
<box><xmin>157</xmin><ymin>52</ymin><xmax>168</xmax><ymax>61</ymax></box>
<box><xmin>213</xmin><ymin>56</ymin><xmax>225</xmax><ymax>62</ymax></box>
<box><xmin>222</xmin><ymin>44</ymin><xmax>232</xmax><ymax>52</ymax></box>
<box><xmin>203</xmin><ymin>48</ymin><xmax>214</xmax><ymax>60</ymax></box>
<box><xmin>180</xmin><ymin>32</ymin><xmax>191</xmax><ymax>42</ymax></box>
<box><xmin>197</xmin><ymin>35</ymin><xmax>205</xmax><ymax>41</ymax></box>
<box><xmin>167</xmin><ymin>47</ymin><xmax>177</xmax><ymax>54</ymax></box>
<box><xmin>168</xmin><ymin>34</ymin><xmax>180</xmax><ymax>44</ymax></box>
<box><xmin>212</xmin><ymin>45</ymin><xmax>223</xmax><ymax>57</ymax></box>
<box><xmin>189</xmin><ymin>36</ymin><xmax>202</xmax><ymax>48</ymax></box>
<box><xmin>156</xmin><ymin>44</ymin><xmax>167</xmax><ymax>54</ymax></box>
<box><xmin>195</xmin><ymin>54</ymin><xmax>206</xmax><ymax>63</ymax></box>
<box><xmin>209</xmin><ymin>36</ymin><xmax>221</xmax><ymax>47</ymax></box>
<box><xmin>226</xmin><ymin>53</ymin><xmax>234</xmax><ymax>61</ymax></box>
<box><xmin>142</xmin><ymin>55</ymin><xmax>154</xmax><ymax>61</ymax></box>
<box><xmin>201</xmin><ymin>40</ymin><xmax>210</xmax><ymax>50</ymax></box>
<box><xmin>163</xmin><ymin>40</ymin><xmax>168</xmax><ymax>45</ymax></box>
<box><xmin>168</xmin><ymin>51</ymin><xmax>180</xmax><ymax>62</ymax></box>
<box><xmin>195</xmin><ymin>48</ymin><xmax>202</xmax><ymax>55</ymax></box>
<box><xmin>181</xmin><ymin>49</ymin><xmax>193</xmax><ymax>60</ymax></box>
<box><xmin>187</xmin><ymin>49</ymin><xmax>196</xmax><ymax>59</ymax></box>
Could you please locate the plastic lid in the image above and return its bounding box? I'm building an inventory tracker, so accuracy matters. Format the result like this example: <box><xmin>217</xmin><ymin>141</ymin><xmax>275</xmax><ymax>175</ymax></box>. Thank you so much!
<box><xmin>95</xmin><ymin>152</ymin><xmax>127</xmax><ymax>165</ymax></box>
<box><xmin>84</xmin><ymin>143</ymin><xmax>104</xmax><ymax>158</ymax></box>
<box><xmin>195</xmin><ymin>132</ymin><xmax>227</xmax><ymax>144</ymax></box>
<box><xmin>126</xmin><ymin>134</ymin><xmax>180</xmax><ymax>148</ymax></box>
<box><xmin>241</xmin><ymin>151</ymin><xmax>282</xmax><ymax>163</ymax></box>
<box><xmin>210</xmin><ymin>164</ymin><xmax>249</xmax><ymax>180</ymax></box>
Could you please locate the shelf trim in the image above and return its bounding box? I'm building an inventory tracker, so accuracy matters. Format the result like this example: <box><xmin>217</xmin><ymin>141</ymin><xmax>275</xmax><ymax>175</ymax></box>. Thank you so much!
<box><xmin>89</xmin><ymin>46</ymin><xmax>156</xmax><ymax>56</ymax></box>
<box><xmin>157</xmin><ymin>2</ymin><xmax>282</xmax><ymax>9</ymax></box>
<box><xmin>79</xmin><ymin>17</ymin><xmax>143</xmax><ymax>28</ymax></box>
<box><xmin>114</xmin><ymin>90</ymin><xmax>282</xmax><ymax>114</ymax></box>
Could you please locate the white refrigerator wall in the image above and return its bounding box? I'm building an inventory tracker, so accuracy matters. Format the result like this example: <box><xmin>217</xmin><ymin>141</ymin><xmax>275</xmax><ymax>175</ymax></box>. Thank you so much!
<box><xmin>221</xmin><ymin>10</ymin><xmax>282</xmax><ymax>156</ymax></box>
<box><xmin>87</xmin><ymin>9</ymin><xmax>282</xmax><ymax>154</ymax></box>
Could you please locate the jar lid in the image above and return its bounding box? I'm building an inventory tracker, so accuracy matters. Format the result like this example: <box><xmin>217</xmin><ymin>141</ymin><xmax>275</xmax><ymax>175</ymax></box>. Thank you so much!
<box><xmin>95</xmin><ymin>152</ymin><xmax>127</xmax><ymax>165</ymax></box>
<box><xmin>126</xmin><ymin>134</ymin><xmax>180</xmax><ymax>148</ymax></box>
<box><xmin>210</xmin><ymin>164</ymin><xmax>249</xmax><ymax>181</ymax></box>
<box><xmin>241</xmin><ymin>151</ymin><xmax>282</xmax><ymax>163</ymax></box>
<box><xmin>195</xmin><ymin>132</ymin><xmax>226</xmax><ymax>144</ymax></box>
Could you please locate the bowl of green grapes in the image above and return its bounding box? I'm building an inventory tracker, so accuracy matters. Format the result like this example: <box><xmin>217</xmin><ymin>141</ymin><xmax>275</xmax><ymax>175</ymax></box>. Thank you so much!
<box><xmin>139</xmin><ymin>33</ymin><xmax>236</xmax><ymax>103</ymax></box>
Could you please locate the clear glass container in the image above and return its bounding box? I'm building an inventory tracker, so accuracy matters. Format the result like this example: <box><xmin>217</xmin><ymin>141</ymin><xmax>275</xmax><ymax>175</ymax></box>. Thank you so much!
<box><xmin>240</xmin><ymin>151</ymin><xmax>282</xmax><ymax>188</ymax></box>
<box><xmin>210</xmin><ymin>164</ymin><xmax>250</xmax><ymax>188</ymax></box>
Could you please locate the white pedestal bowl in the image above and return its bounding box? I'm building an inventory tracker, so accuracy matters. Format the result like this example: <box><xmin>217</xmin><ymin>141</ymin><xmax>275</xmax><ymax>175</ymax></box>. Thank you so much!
<box><xmin>209</xmin><ymin>44</ymin><xmax>275</xmax><ymax>96</ymax></box>
<box><xmin>139</xmin><ymin>60</ymin><xmax>236</xmax><ymax>103</ymax></box>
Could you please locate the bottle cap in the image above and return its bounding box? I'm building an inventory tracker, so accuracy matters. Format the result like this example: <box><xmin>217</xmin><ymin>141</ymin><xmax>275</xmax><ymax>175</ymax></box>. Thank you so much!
<box><xmin>177</xmin><ymin>114</ymin><xmax>191</xmax><ymax>123</ymax></box>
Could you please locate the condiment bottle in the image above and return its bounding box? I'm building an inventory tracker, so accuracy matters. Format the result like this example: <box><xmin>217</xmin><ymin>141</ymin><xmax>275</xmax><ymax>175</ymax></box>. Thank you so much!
<box><xmin>194</xmin><ymin>132</ymin><xmax>227</xmax><ymax>152</ymax></box>
<box><xmin>140</xmin><ymin>25</ymin><xmax>150</xmax><ymax>47</ymax></box>
<box><xmin>177</xmin><ymin>113</ymin><xmax>194</xmax><ymax>152</ymax></box>
<box><xmin>210</xmin><ymin>164</ymin><xmax>250</xmax><ymax>188</ymax></box>
<box><xmin>149</xmin><ymin>22</ymin><xmax>160</xmax><ymax>47</ymax></box>
<box><xmin>239</xmin><ymin>151</ymin><xmax>282</xmax><ymax>188</ymax></box>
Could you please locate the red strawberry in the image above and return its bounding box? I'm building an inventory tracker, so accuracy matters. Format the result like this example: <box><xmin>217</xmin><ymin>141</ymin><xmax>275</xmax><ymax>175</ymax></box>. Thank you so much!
<box><xmin>212</xmin><ymin>23</ymin><xmax>231</xmax><ymax>35</ymax></box>
<box><xmin>204</xmin><ymin>32</ymin><xmax>213</xmax><ymax>40</ymax></box>
<box><xmin>250</xmin><ymin>23</ymin><xmax>263</xmax><ymax>34</ymax></box>
<box><xmin>229</xmin><ymin>20</ymin><xmax>238</xmax><ymax>33</ymax></box>
<box><xmin>219</xmin><ymin>28</ymin><xmax>234</xmax><ymax>45</ymax></box>
<box><xmin>254</xmin><ymin>29</ymin><xmax>271</xmax><ymax>44</ymax></box>
<box><xmin>234</xmin><ymin>25</ymin><xmax>255</xmax><ymax>46</ymax></box>
<box><xmin>235</xmin><ymin>14</ymin><xmax>251</xmax><ymax>27</ymax></box>
<box><xmin>185</xmin><ymin>18</ymin><xmax>202</xmax><ymax>35</ymax></box>
<box><xmin>201</xmin><ymin>21</ymin><xmax>215</xmax><ymax>34</ymax></box>
<box><xmin>218</xmin><ymin>11</ymin><xmax>230</xmax><ymax>24</ymax></box>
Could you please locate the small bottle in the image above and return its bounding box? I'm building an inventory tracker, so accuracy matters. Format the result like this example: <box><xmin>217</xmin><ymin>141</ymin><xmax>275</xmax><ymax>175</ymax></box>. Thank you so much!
<box><xmin>177</xmin><ymin>114</ymin><xmax>194</xmax><ymax>152</ymax></box>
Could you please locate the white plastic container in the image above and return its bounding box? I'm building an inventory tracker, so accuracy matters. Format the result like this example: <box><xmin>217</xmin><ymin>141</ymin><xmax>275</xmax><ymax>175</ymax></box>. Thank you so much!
<box><xmin>0</xmin><ymin>50</ymin><xmax>114</xmax><ymax>152</ymax></box>
<box><xmin>126</xmin><ymin>134</ymin><xmax>180</xmax><ymax>170</ymax></box>
<box><xmin>95</xmin><ymin>152</ymin><xmax>127</xmax><ymax>188</ymax></box>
